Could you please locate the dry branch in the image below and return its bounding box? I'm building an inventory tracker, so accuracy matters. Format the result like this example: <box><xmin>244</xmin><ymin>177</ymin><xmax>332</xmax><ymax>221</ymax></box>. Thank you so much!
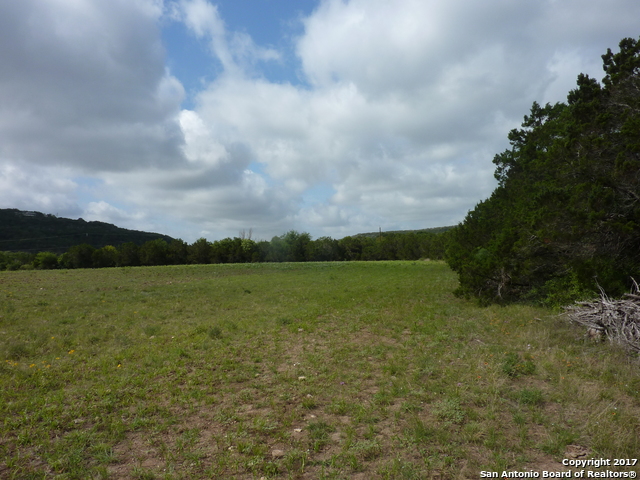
<box><xmin>564</xmin><ymin>279</ymin><xmax>640</xmax><ymax>352</ymax></box>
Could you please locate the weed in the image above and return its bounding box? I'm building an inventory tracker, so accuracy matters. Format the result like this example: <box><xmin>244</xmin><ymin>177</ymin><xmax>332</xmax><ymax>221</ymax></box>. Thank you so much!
<box><xmin>222</xmin><ymin>319</ymin><xmax>238</xmax><ymax>331</ymax></box>
<box><xmin>512</xmin><ymin>412</ymin><xmax>527</xmax><ymax>425</ymax></box>
<box><xmin>283</xmin><ymin>448</ymin><xmax>308</xmax><ymax>473</ymax></box>
<box><xmin>378</xmin><ymin>458</ymin><xmax>423</xmax><ymax>479</ymax></box>
<box><xmin>252</xmin><ymin>416</ymin><xmax>278</xmax><ymax>434</ymax></box>
<box><xmin>208</xmin><ymin>326</ymin><xmax>222</xmax><ymax>339</ymax></box>
<box><xmin>327</xmin><ymin>398</ymin><xmax>352</xmax><ymax>415</ymax></box>
<box><xmin>373</xmin><ymin>390</ymin><xmax>394</xmax><ymax>406</ymax></box>
<box><xmin>502</xmin><ymin>352</ymin><xmax>536</xmax><ymax>377</ymax></box>
<box><xmin>262</xmin><ymin>461</ymin><xmax>279</xmax><ymax>475</ymax></box>
<box><xmin>302</xmin><ymin>396</ymin><xmax>317</xmax><ymax>409</ymax></box>
<box><xmin>308</xmin><ymin>420</ymin><xmax>334</xmax><ymax>451</ymax></box>
<box><xmin>351</xmin><ymin>404</ymin><xmax>380</xmax><ymax>425</ymax></box>
<box><xmin>143</xmin><ymin>325</ymin><xmax>161</xmax><ymax>336</ymax></box>
<box><xmin>517</xmin><ymin>388</ymin><xmax>544</xmax><ymax>405</ymax></box>
<box><xmin>400</xmin><ymin>401</ymin><xmax>421</xmax><ymax>413</ymax></box>
<box><xmin>431</xmin><ymin>398</ymin><xmax>466</xmax><ymax>424</ymax></box>
<box><xmin>540</xmin><ymin>426</ymin><xmax>579</xmax><ymax>456</ymax></box>
<box><xmin>407</xmin><ymin>418</ymin><xmax>434</xmax><ymax>444</ymax></box>
<box><xmin>174</xmin><ymin>347</ymin><xmax>190</xmax><ymax>358</ymax></box>
<box><xmin>352</xmin><ymin>439</ymin><xmax>382</xmax><ymax>460</ymax></box>
<box><xmin>132</xmin><ymin>466</ymin><xmax>157</xmax><ymax>479</ymax></box>
<box><xmin>6</xmin><ymin>341</ymin><xmax>30</xmax><ymax>360</ymax></box>
<box><xmin>383</xmin><ymin>362</ymin><xmax>404</xmax><ymax>376</ymax></box>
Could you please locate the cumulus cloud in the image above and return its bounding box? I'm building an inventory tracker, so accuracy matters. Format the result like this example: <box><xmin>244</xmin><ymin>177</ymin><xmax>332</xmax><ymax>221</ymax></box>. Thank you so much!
<box><xmin>182</xmin><ymin>0</ymin><xmax>640</xmax><ymax>238</ymax></box>
<box><xmin>84</xmin><ymin>201</ymin><xmax>145</xmax><ymax>226</ymax></box>
<box><xmin>0</xmin><ymin>0</ymin><xmax>185</xmax><ymax>172</ymax></box>
<box><xmin>1</xmin><ymin>0</ymin><xmax>639</xmax><ymax>242</ymax></box>
<box><xmin>96</xmin><ymin>165</ymin><xmax>299</xmax><ymax>240</ymax></box>
<box><xmin>0</xmin><ymin>161</ymin><xmax>81</xmax><ymax>217</ymax></box>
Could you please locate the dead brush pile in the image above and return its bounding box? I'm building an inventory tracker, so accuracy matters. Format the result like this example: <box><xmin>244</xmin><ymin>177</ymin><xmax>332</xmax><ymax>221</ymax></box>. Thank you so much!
<box><xmin>564</xmin><ymin>280</ymin><xmax>640</xmax><ymax>353</ymax></box>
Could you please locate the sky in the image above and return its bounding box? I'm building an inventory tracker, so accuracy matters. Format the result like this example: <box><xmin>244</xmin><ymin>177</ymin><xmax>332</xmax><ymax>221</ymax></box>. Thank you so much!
<box><xmin>1</xmin><ymin>0</ymin><xmax>638</xmax><ymax>243</ymax></box>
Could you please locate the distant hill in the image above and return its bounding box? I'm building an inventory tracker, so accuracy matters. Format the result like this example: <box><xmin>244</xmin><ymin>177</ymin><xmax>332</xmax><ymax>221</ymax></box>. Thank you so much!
<box><xmin>353</xmin><ymin>226</ymin><xmax>455</xmax><ymax>239</ymax></box>
<box><xmin>0</xmin><ymin>209</ymin><xmax>174</xmax><ymax>253</ymax></box>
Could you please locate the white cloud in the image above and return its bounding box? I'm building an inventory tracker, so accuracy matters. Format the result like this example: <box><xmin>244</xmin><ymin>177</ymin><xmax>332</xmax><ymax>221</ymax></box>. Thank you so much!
<box><xmin>179</xmin><ymin>0</ymin><xmax>640</xmax><ymax>239</ymax></box>
<box><xmin>178</xmin><ymin>0</ymin><xmax>280</xmax><ymax>75</ymax></box>
<box><xmin>0</xmin><ymin>161</ymin><xmax>81</xmax><ymax>217</ymax></box>
<box><xmin>84</xmin><ymin>201</ymin><xmax>145</xmax><ymax>226</ymax></box>
<box><xmin>297</xmin><ymin>0</ymin><xmax>541</xmax><ymax>96</ymax></box>
<box><xmin>0</xmin><ymin>0</ymin><xmax>185</xmax><ymax>172</ymax></box>
<box><xmin>178</xmin><ymin>110</ymin><xmax>229</xmax><ymax>166</ymax></box>
<box><xmin>93</xmin><ymin>161</ymin><xmax>299</xmax><ymax>241</ymax></box>
<box><xmin>1</xmin><ymin>0</ymin><xmax>639</xmax><ymax>242</ymax></box>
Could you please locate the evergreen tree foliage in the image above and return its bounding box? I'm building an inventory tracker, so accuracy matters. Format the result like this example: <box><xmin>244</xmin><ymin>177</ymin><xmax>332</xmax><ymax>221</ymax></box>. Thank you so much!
<box><xmin>188</xmin><ymin>238</ymin><xmax>212</xmax><ymax>264</ymax></box>
<box><xmin>139</xmin><ymin>239</ymin><xmax>170</xmax><ymax>266</ymax></box>
<box><xmin>61</xmin><ymin>244</ymin><xmax>96</xmax><ymax>269</ymax></box>
<box><xmin>92</xmin><ymin>245</ymin><xmax>118</xmax><ymax>268</ymax></box>
<box><xmin>446</xmin><ymin>38</ymin><xmax>640</xmax><ymax>305</ymax></box>
<box><xmin>117</xmin><ymin>242</ymin><xmax>140</xmax><ymax>267</ymax></box>
<box><xmin>168</xmin><ymin>239</ymin><xmax>189</xmax><ymax>265</ymax></box>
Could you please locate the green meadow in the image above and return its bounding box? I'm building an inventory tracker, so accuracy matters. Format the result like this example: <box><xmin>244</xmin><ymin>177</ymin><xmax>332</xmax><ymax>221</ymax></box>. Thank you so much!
<box><xmin>1</xmin><ymin>261</ymin><xmax>639</xmax><ymax>479</ymax></box>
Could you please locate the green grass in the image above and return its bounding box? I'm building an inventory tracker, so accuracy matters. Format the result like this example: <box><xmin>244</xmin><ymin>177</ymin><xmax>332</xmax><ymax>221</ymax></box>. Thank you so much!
<box><xmin>1</xmin><ymin>261</ymin><xmax>639</xmax><ymax>479</ymax></box>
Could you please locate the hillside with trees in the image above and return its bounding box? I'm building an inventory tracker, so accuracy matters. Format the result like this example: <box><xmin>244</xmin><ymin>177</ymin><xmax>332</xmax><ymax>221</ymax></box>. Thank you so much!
<box><xmin>353</xmin><ymin>226</ymin><xmax>455</xmax><ymax>238</ymax></box>
<box><xmin>0</xmin><ymin>209</ymin><xmax>174</xmax><ymax>254</ymax></box>
<box><xmin>445</xmin><ymin>37</ymin><xmax>640</xmax><ymax>306</ymax></box>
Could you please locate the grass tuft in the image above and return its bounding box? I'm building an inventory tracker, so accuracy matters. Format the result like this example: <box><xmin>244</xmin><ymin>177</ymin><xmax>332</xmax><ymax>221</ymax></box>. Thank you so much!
<box><xmin>517</xmin><ymin>388</ymin><xmax>544</xmax><ymax>405</ymax></box>
<box><xmin>6</xmin><ymin>341</ymin><xmax>30</xmax><ymax>360</ymax></box>
<box><xmin>431</xmin><ymin>398</ymin><xmax>466</xmax><ymax>424</ymax></box>
<box><xmin>207</xmin><ymin>326</ymin><xmax>222</xmax><ymax>339</ymax></box>
<box><xmin>502</xmin><ymin>351</ymin><xmax>536</xmax><ymax>377</ymax></box>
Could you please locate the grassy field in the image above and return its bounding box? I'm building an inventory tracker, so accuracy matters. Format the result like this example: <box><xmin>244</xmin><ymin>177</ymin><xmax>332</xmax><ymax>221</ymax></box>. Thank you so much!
<box><xmin>1</xmin><ymin>261</ymin><xmax>639</xmax><ymax>479</ymax></box>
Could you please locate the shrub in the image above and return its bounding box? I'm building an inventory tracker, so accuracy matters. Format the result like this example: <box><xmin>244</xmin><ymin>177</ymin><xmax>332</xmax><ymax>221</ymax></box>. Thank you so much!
<box><xmin>33</xmin><ymin>251</ymin><xmax>59</xmax><ymax>269</ymax></box>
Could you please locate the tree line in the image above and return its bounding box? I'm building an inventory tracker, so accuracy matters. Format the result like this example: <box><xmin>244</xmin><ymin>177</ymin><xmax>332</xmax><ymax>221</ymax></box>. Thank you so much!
<box><xmin>445</xmin><ymin>37</ymin><xmax>640</xmax><ymax>306</ymax></box>
<box><xmin>0</xmin><ymin>229</ymin><xmax>452</xmax><ymax>271</ymax></box>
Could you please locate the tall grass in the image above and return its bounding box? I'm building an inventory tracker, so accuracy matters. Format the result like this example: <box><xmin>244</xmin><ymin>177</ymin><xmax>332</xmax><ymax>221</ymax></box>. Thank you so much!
<box><xmin>1</xmin><ymin>261</ymin><xmax>639</xmax><ymax>479</ymax></box>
